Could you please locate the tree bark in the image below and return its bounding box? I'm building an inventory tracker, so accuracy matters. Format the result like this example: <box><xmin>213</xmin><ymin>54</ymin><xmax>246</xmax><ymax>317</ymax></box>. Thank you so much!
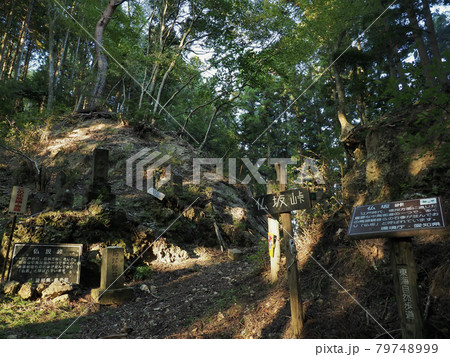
<box><xmin>331</xmin><ymin>61</ymin><xmax>354</xmax><ymax>139</ymax></box>
<box><xmin>199</xmin><ymin>107</ymin><xmax>220</xmax><ymax>151</ymax></box>
<box><xmin>12</xmin><ymin>0</ymin><xmax>34</xmax><ymax>81</ymax></box>
<box><xmin>90</xmin><ymin>0</ymin><xmax>127</xmax><ymax>110</ymax></box>
<box><xmin>2</xmin><ymin>45</ymin><xmax>14</xmax><ymax>79</ymax></box>
<box><xmin>158</xmin><ymin>72</ymin><xmax>198</xmax><ymax>115</ymax></box>
<box><xmin>153</xmin><ymin>14</ymin><xmax>194</xmax><ymax>113</ymax></box>
<box><xmin>47</xmin><ymin>4</ymin><xmax>57</xmax><ymax>111</ymax></box>
<box><xmin>421</xmin><ymin>0</ymin><xmax>447</xmax><ymax>88</ymax></box>
<box><xmin>54</xmin><ymin>27</ymin><xmax>70</xmax><ymax>90</ymax></box>
<box><xmin>402</xmin><ymin>0</ymin><xmax>435</xmax><ymax>87</ymax></box>
<box><xmin>0</xmin><ymin>1</ymin><xmax>16</xmax><ymax>80</ymax></box>
<box><xmin>153</xmin><ymin>59</ymin><xmax>176</xmax><ymax>112</ymax></box>
<box><xmin>20</xmin><ymin>38</ymin><xmax>33</xmax><ymax>79</ymax></box>
<box><xmin>331</xmin><ymin>31</ymin><xmax>354</xmax><ymax>140</ymax></box>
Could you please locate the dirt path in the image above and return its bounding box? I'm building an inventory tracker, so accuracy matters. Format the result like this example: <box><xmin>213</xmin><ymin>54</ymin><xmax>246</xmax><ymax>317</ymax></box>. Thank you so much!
<box><xmin>76</xmin><ymin>248</ymin><xmax>291</xmax><ymax>339</ymax></box>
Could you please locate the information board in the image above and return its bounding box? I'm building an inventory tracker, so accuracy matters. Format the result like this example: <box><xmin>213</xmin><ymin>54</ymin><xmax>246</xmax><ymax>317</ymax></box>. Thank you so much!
<box><xmin>8</xmin><ymin>243</ymin><xmax>82</xmax><ymax>284</ymax></box>
<box><xmin>347</xmin><ymin>197</ymin><xmax>446</xmax><ymax>239</ymax></box>
<box><xmin>254</xmin><ymin>188</ymin><xmax>311</xmax><ymax>215</ymax></box>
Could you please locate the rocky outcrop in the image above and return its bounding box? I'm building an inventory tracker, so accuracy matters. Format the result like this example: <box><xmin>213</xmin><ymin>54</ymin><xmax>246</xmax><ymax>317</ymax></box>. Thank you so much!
<box><xmin>152</xmin><ymin>238</ymin><xmax>189</xmax><ymax>263</ymax></box>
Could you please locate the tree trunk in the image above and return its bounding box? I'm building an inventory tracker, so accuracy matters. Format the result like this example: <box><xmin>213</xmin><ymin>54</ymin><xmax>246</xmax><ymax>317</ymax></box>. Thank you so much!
<box><xmin>402</xmin><ymin>0</ymin><xmax>435</xmax><ymax>87</ymax></box>
<box><xmin>382</xmin><ymin>13</ymin><xmax>402</xmax><ymax>86</ymax></box>
<box><xmin>12</xmin><ymin>0</ymin><xmax>34</xmax><ymax>81</ymax></box>
<box><xmin>331</xmin><ymin>61</ymin><xmax>354</xmax><ymax>139</ymax></box>
<box><xmin>153</xmin><ymin>15</ymin><xmax>192</xmax><ymax>113</ymax></box>
<box><xmin>2</xmin><ymin>44</ymin><xmax>14</xmax><ymax>79</ymax></box>
<box><xmin>421</xmin><ymin>0</ymin><xmax>447</xmax><ymax>88</ymax></box>
<box><xmin>8</xmin><ymin>5</ymin><xmax>28</xmax><ymax>78</ymax></box>
<box><xmin>158</xmin><ymin>72</ymin><xmax>198</xmax><ymax>115</ymax></box>
<box><xmin>0</xmin><ymin>1</ymin><xmax>16</xmax><ymax>80</ymax></box>
<box><xmin>90</xmin><ymin>0</ymin><xmax>126</xmax><ymax>110</ymax></box>
<box><xmin>69</xmin><ymin>34</ymin><xmax>81</xmax><ymax>93</ymax></box>
<box><xmin>353</xmin><ymin>42</ymin><xmax>367</xmax><ymax>125</ymax></box>
<box><xmin>47</xmin><ymin>4</ymin><xmax>57</xmax><ymax>111</ymax></box>
<box><xmin>331</xmin><ymin>31</ymin><xmax>354</xmax><ymax>140</ymax></box>
<box><xmin>199</xmin><ymin>107</ymin><xmax>220</xmax><ymax>151</ymax></box>
<box><xmin>20</xmin><ymin>38</ymin><xmax>33</xmax><ymax>79</ymax></box>
<box><xmin>153</xmin><ymin>59</ymin><xmax>176</xmax><ymax>112</ymax></box>
<box><xmin>54</xmin><ymin>28</ymin><xmax>70</xmax><ymax>89</ymax></box>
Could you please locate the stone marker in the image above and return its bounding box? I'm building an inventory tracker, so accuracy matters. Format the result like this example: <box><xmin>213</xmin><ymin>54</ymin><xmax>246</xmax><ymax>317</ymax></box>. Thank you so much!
<box><xmin>86</xmin><ymin>148</ymin><xmax>115</xmax><ymax>202</ymax></box>
<box><xmin>100</xmin><ymin>246</ymin><xmax>124</xmax><ymax>289</ymax></box>
<box><xmin>228</xmin><ymin>248</ymin><xmax>243</xmax><ymax>261</ymax></box>
<box><xmin>92</xmin><ymin>148</ymin><xmax>109</xmax><ymax>184</ymax></box>
<box><xmin>53</xmin><ymin>172</ymin><xmax>74</xmax><ymax>209</ymax></box>
<box><xmin>91</xmin><ymin>246</ymin><xmax>133</xmax><ymax>305</ymax></box>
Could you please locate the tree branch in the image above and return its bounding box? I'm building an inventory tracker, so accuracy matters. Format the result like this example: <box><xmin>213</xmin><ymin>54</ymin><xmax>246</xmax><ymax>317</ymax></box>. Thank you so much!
<box><xmin>0</xmin><ymin>143</ymin><xmax>40</xmax><ymax>175</ymax></box>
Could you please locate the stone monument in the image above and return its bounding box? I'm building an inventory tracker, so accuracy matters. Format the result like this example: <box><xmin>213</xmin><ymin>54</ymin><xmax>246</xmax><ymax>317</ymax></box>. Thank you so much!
<box><xmin>91</xmin><ymin>246</ymin><xmax>133</xmax><ymax>305</ymax></box>
<box><xmin>86</xmin><ymin>148</ymin><xmax>115</xmax><ymax>202</ymax></box>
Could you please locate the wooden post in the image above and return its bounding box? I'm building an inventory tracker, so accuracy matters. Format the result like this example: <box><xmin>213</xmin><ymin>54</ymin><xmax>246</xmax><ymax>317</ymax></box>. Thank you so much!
<box><xmin>388</xmin><ymin>237</ymin><xmax>424</xmax><ymax>338</ymax></box>
<box><xmin>268</xmin><ymin>217</ymin><xmax>281</xmax><ymax>283</ymax></box>
<box><xmin>1</xmin><ymin>215</ymin><xmax>17</xmax><ymax>283</ymax></box>
<box><xmin>275</xmin><ymin>164</ymin><xmax>304</xmax><ymax>338</ymax></box>
<box><xmin>267</xmin><ymin>182</ymin><xmax>281</xmax><ymax>283</ymax></box>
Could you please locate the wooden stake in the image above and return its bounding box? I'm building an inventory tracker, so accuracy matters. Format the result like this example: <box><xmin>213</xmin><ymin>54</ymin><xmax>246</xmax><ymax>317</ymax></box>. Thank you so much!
<box><xmin>275</xmin><ymin>164</ymin><xmax>304</xmax><ymax>338</ymax></box>
<box><xmin>213</xmin><ymin>221</ymin><xmax>226</xmax><ymax>252</ymax></box>
<box><xmin>388</xmin><ymin>237</ymin><xmax>424</xmax><ymax>338</ymax></box>
<box><xmin>1</xmin><ymin>215</ymin><xmax>17</xmax><ymax>283</ymax></box>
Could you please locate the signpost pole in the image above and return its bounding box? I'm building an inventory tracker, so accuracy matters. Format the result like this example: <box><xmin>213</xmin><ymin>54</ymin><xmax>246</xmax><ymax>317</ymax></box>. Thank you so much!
<box><xmin>1</xmin><ymin>215</ymin><xmax>17</xmax><ymax>283</ymax></box>
<box><xmin>267</xmin><ymin>182</ymin><xmax>281</xmax><ymax>283</ymax></box>
<box><xmin>275</xmin><ymin>164</ymin><xmax>303</xmax><ymax>338</ymax></box>
<box><xmin>268</xmin><ymin>216</ymin><xmax>281</xmax><ymax>283</ymax></box>
<box><xmin>388</xmin><ymin>237</ymin><xmax>424</xmax><ymax>338</ymax></box>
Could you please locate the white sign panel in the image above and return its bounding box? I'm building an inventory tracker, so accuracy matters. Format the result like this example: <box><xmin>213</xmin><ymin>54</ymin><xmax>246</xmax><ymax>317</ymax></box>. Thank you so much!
<box><xmin>8</xmin><ymin>186</ymin><xmax>30</xmax><ymax>215</ymax></box>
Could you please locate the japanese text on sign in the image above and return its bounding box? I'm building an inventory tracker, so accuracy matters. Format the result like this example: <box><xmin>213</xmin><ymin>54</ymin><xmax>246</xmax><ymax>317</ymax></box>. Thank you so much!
<box><xmin>398</xmin><ymin>267</ymin><xmax>415</xmax><ymax>320</ymax></box>
<box><xmin>9</xmin><ymin>244</ymin><xmax>82</xmax><ymax>284</ymax></box>
<box><xmin>254</xmin><ymin>188</ymin><xmax>311</xmax><ymax>215</ymax></box>
<box><xmin>347</xmin><ymin>197</ymin><xmax>446</xmax><ymax>239</ymax></box>
<box><xmin>8</xmin><ymin>186</ymin><xmax>30</xmax><ymax>215</ymax></box>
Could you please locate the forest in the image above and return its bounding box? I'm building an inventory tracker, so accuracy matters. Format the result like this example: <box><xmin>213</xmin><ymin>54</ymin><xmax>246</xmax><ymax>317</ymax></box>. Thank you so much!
<box><xmin>0</xmin><ymin>0</ymin><xmax>449</xmax><ymax>343</ymax></box>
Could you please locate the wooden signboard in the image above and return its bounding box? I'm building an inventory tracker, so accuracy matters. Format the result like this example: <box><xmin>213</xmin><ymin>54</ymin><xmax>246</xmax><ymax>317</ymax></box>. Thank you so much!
<box><xmin>254</xmin><ymin>188</ymin><xmax>311</xmax><ymax>215</ymax></box>
<box><xmin>8</xmin><ymin>243</ymin><xmax>82</xmax><ymax>284</ymax></box>
<box><xmin>347</xmin><ymin>197</ymin><xmax>448</xmax><ymax>338</ymax></box>
<box><xmin>8</xmin><ymin>186</ymin><xmax>30</xmax><ymax>215</ymax></box>
<box><xmin>347</xmin><ymin>197</ymin><xmax>446</xmax><ymax>239</ymax></box>
<box><xmin>2</xmin><ymin>186</ymin><xmax>30</xmax><ymax>282</ymax></box>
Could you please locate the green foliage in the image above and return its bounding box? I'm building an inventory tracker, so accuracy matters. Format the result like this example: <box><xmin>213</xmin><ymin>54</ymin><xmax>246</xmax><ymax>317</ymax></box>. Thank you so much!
<box><xmin>246</xmin><ymin>239</ymin><xmax>269</xmax><ymax>272</ymax></box>
<box><xmin>134</xmin><ymin>265</ymin><xmax>153</xmax><ymax>281</ymax></box>
<box><xmin>0</xmin><ymin>294</ymin><xmax>84</xmax><ymax>338</ymax></box>
<box><xmin>0</xmin><ymin>0</ymin><xmax>448</xmax><ymax>207</ymax></box>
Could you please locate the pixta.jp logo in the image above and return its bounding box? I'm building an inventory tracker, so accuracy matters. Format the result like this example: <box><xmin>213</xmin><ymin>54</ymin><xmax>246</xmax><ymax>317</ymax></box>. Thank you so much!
<box><xmin>126</xmin><ymin>149</ymin><xmax>325</xmax><ymax>198</ymax></box>
<box><xmin>126</xmin><ymin>148</ymin><xmax>172</xmax><ymax>200</ymax></box>
<box><xmin>192</xmin><ymin>157</ymin><xmax>325</xmax><ymax>185</ymax></box>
